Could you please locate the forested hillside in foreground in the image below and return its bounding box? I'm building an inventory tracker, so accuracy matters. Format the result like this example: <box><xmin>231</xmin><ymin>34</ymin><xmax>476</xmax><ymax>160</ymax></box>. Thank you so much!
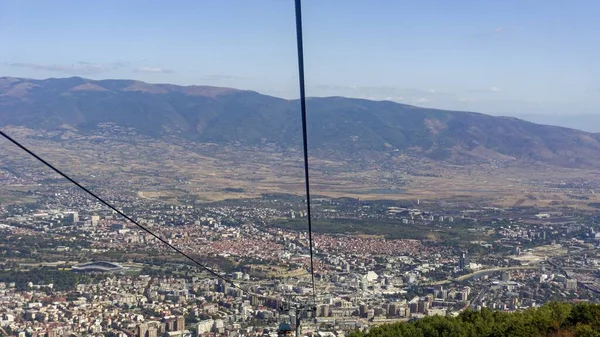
<box><xmin>349</xmin><ymin>302</ymin><xmax>600</xmax><ymax>337</ymax></box>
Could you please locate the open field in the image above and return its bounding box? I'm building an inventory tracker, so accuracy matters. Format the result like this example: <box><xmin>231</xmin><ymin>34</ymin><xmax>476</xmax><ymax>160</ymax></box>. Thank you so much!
<box><xmin>2</xmin><ymin>126</ymin><xmax>600</xmax><ymax>209</ymax></box>
<box><xmin>511</xmin><ymin>244</ymin><xmax>568</xmax><ymax>264</ymax></box>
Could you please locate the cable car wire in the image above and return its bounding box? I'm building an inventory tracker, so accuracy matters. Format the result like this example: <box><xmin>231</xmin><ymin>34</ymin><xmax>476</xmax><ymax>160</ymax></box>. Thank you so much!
<box><xmin>294</xmin><ymin>0</ymin><xmax>318</xmax><ymax>307</ymax></box>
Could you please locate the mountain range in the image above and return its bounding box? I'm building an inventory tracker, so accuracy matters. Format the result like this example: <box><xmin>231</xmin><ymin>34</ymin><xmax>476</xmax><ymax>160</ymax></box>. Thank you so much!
<box><xmin>1</xmin><ymin>76</ymin><xmax>600</xmax><ymax>168</ymax></box>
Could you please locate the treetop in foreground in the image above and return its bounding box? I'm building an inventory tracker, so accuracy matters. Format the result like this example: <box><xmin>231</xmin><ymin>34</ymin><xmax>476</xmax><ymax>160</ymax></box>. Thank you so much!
<box><xmin>349</xmin><ymin>302</ymin><xmax>600</xmax><ymax>337</ymax></box>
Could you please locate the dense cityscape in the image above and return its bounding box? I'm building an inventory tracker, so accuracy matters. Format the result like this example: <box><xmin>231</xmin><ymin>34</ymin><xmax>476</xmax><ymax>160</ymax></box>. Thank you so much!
<box><xmin>2</xmin><ymin>166</ymin><xmax>600</xmax><ymax>337</ymax></box>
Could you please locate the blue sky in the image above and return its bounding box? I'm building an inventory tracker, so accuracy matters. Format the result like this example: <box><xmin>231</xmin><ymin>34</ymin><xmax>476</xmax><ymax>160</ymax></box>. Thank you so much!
<box><xmin>1</xmin><ymin>0</ymin><xmax>599</xmax><ymax>118</ymax></box>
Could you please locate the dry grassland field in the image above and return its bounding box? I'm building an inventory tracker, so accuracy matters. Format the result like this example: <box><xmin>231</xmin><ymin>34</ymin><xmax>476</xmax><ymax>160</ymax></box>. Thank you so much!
<box><xmin>1</xmin><ymin>126</ymin><xmax>600</xmax><ymax>210</ymax></box>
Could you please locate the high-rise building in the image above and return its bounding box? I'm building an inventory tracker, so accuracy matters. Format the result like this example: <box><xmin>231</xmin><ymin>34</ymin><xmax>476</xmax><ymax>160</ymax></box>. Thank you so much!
<box><xmin>138</xmin><ymin>324</ymin><xmax>148</xmax><ymax>337</ymax></box>
<box><xmin>147</xmin><ymin>326</ymin><xmax>157</xmax><ymax>337</ymax></box>
<box><xmin>409</xmin><ymin>302</ymin><xmax>418</xmax><ymax>315</ymax></box>
<box><xmin>434</xmin><ymin>285</ymin><xmax>444</xmax><ymax>298</ymax></box>
<box><xmin>425</xmin><ymin>294</ymin><xmax>434</xmax><ymax>303</ymax></box>
<box><xmin>175</xmin><ymin>316</ymin><xmax>185</xmax><ymax>332</ymax></box>
<box><xmin>47</xmin><ymin>329</ymin><xmax>58</xmax><ymax>337</ymax></box>
<box><xmin>459</xmin><ymin>252</ymin><xmax>470</xmax><ymax>270</ymax></box>
<box><xmin>64</xmin><ymin>212</ymin><xmax>79</xmax><ymax>224</ymax></box>
<box><xmin>358</xmin><ymin>304</ymin><xmax>368</xmax><ymax>318</ymax></box>
<box><xmin>251</xmin><ymin>295</ymin><xmax>262</xmax><ymax>306</ymax></box>
<box><xmin>388</xmin><ymin>303</ymin><xmax>398</xmax><ymax>316</ymax></box>
<box><xmin>566</xmin><ymin>279</ymin><xmax>578</xmax><ymax>291</ymax></box>
<box><xmin>164</xmin><ymin>317</ymin><xmax>176</xmax><ymax>332</ymax></box>
<box><xmin>512</xmin><ymin>246</ymin><xmax>522</xmax><ymax>256</ymax></box>
<box><xmin>417</xmin><ymin>301</ymin><xmax>427</xmax><ymax>314</ymax></box>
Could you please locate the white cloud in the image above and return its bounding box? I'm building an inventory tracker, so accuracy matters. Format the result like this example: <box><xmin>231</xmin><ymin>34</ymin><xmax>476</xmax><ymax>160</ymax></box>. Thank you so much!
<box><xmin>428</xmin><ymin>89</ymin><xmax>436</xmax><ymax>93</ymax></box>
<box><xmin>134</xmin><ymin>67</ymin><xmax>173</xmax><ymax>74</ymax></box>
<box><xmin>8</xmin><ymin>61</ymin><xmax>174</xmax><ymax>76</ymax></box>
<box><xmin>467</xmin><ymin>86</ymin><xmax>503</xmax><ymax>93</ymax></box>
<box><xmin>7</xmin><ymin>61</ymin><xmax>121</xmax><ymax>74</ymax></box>
<box><xmin>472</xmin><ymin>26</ymin><xmax>507</xmax><ymax>40</ymax></box>
<box><xmin>414</xmin><ymin>97</ymin><xmax>429</xmax><ymax>103</ymax></box>
<box><xmin>199</xmin><ymin>74</ymin><xmax>247</xmax><ymax>81</ymax></box>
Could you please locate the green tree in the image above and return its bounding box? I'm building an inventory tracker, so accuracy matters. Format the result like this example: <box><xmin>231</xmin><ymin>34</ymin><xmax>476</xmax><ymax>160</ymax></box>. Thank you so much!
<box><xmin>574</xmin><ymin>323</ymin><xmax>600</xmax><ymax>337</ymax></box>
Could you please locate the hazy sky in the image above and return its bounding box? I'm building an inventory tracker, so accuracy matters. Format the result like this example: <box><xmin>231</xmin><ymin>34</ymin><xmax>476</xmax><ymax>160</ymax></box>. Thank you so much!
<box><xmin>1</xmin><ymin>0</ymin><xmax>599</xmax><ymax>117</ymax></box>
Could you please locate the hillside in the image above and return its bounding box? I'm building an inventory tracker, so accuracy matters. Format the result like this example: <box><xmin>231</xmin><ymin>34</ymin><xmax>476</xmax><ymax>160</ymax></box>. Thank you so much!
<box><xmin>2</xmin><ymin>76</ymin><xmax>600</xmax><ymax>168</ymax></box>
<box><xmin>349</xmin><ymin>302</ymin><xmax>600</xmax><ymax>337</ymax></box>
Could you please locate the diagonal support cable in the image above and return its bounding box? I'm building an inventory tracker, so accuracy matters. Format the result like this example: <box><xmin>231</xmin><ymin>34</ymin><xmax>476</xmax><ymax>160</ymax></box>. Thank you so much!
<box><xmin>0</xmin><ymin>129</ymin><xmax>241</xmax><ymax>289</ymax></box>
